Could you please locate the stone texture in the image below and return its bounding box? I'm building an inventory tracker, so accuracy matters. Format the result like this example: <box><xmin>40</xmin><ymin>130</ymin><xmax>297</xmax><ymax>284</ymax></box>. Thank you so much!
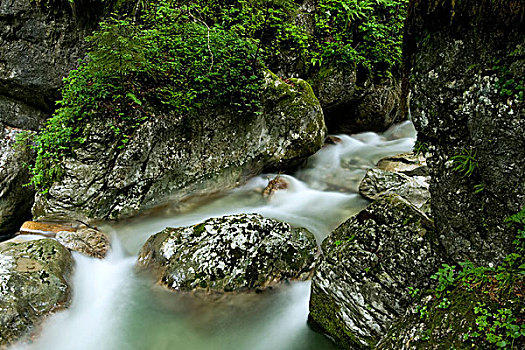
<box><xmin>137</xmin><ymin>213</ymin><xmax>317</xmax><ymax>292</ymax></box>
<box><xmin>56</xmin><ymin>228</ymin><xmax>110</xmax><ymax>259</ymax></box>
<box><xmin>19</xmin><ymin>221</ymin><xmax>76</xmax><ymax>236</ymax></box>
<box><xmin>359</xmin><ymin>168</ymin><xmax>430</xmax><ymax>210</ymax></box>
<box><xmin>403</xmin><ymin>0</ymin><xmax>525</xmax><ymax>265</ymax></box>
<box><xmin>308</xmin><ymin>195</ymin><xmax>444</xmax><ymax>349</ymax></box>
<box><xmin>0</xmin><ymin>0</ymin><xmax>107</xmax><ymax>130</ymax></box>
<box><xmin>0</xmin><ymin>238</ymin><xmax>73</xmax><ymax>348</ymax></box>
<box><xmin>0</xmin><ymin>125</ymin><xmax>35</xmax><ymax>241</ymax></box>
<box><xmin>33</xmin><ymin>70</ymin><xmax>326</xmax><ymax>222</ymax></box>
<box><xmin>377</xmin><ymin>152</ymin><xmax>428</xmax><ymax>177</ymax></box>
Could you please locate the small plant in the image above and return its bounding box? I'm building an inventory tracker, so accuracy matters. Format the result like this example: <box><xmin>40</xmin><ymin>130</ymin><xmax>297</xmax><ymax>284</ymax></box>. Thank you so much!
<box><xmin>450</xmin><ymin>148</ymin><xmax>478</xmax><ymax>177</ymax></box>
<box><xmin>413</xmin><ymin>140</ymin><xmax>429</xmax><ymax>155</ymax></box>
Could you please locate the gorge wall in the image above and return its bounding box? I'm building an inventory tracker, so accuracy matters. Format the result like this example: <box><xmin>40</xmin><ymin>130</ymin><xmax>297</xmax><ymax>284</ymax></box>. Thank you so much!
<box><xmin>404</xmin><ymin>0</ymin><xmax>525</xmax><ymax>265</ymax></box>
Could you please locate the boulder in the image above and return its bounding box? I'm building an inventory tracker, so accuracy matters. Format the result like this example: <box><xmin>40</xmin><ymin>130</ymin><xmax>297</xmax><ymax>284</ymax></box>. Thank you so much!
<box><xmin>33</xmin><ymin>70</ymin><xmax>326</xmax><ymax>221</ymax></box>
<box><xmin>56</xmin><ymin>228</ymin><xmax>110</xmax><ymax>259</ymax></box>
<box><xmin>359</xmin><ymin>168</ymin><xmax>430</xmax><ymax>210</ymax></box>
<box><xmin>404</xmin><ymin>0</ymin><xmax>525</xmax><ymax>265</ymax></box>
<box><xmin>0</xmin><ymin>0</ymin><xmax>108</xmax><ymax>130</ymax></box>
<box><xmin>308</xmin><ymin>195</ymin><xmax>444</xmax><ymax>349</ymax></box>
<box><xmin>137</xmin><ymin>214</ymin><xmax>317</xmax><ymax>292</ymax></box>
<box><xmin>0</xmin><ymin>239</ymin><xmax>73</xmax><ymax>348</ymax></box>
<box><xmin>0</xmin><ymin>125</ymin><xmax>35</xmax><ymax>241</ymax></box>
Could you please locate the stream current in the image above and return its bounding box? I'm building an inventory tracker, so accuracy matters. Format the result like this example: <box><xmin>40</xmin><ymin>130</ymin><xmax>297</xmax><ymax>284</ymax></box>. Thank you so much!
<box><xmin>12</xmin><ymin>121</ymin><xmax>416</xmax><ymax>350</ymax></box>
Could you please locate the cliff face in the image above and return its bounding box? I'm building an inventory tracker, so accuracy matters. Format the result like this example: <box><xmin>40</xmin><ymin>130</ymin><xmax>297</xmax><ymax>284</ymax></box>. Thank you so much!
<box><xmin>404</xmin><ymin>0</ymin><xmax>525</xmax><ymax>265</ymax></box>
<box><xmin>0</xmin><ymin>0</ymin><xmax>105</xmax><ymax>130</ymax></box>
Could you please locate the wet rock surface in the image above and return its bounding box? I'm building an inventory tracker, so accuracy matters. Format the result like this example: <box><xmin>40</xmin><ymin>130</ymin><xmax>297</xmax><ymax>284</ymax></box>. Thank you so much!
<box><xmin>0</xmin><ymin>238</ymin><xmax>73</xmax><ymax>348</ymax></box>
<box><xmin>0</xmin><ymin>125</ymin><xmax>35</xmax><ymax>241</ymax></box>
<box><xmin>404</xmin><ymin>0</ymin><xmax>525</xmax><ymax>265</ymax></box>
<box><xmin>33</xmin><ymin>71</ymin><xmax>326</xmax><ymax>222</ymax></box>
<box><xmin>56</xmin><ymin>228</ymin><xmax>110</xmax><ymax>259</ymax></box>
<box><xmin>308</xmin><ymin>195</ymin><xmax>444</xmax><ymax>349</ymax></box>
<box><xmin>359</xmin><ymin>168</ymin><xmax>430</xmax><ymax>211</ymax></box>
<box><xmin>137</xmin><ymin>214</ymin><xmax>317</xmax><ymax>292</ymax></box>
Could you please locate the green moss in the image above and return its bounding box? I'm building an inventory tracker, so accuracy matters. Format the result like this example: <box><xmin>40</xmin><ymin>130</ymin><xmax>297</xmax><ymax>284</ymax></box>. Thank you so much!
<box><xmin>309</xmin><ymin>291</ymin><xmax>372</xmax><ymax>349</ymax></box>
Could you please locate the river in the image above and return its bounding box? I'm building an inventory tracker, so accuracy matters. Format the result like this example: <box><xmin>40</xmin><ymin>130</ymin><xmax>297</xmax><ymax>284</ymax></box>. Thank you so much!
<box><xmin>11</xmin><ymin>121</ymin><xmax>416</xmax><ymax>350</ymax></box>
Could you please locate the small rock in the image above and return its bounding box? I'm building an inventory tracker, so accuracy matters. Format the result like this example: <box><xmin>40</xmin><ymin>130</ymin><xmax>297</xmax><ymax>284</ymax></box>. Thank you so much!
<box><xmin>262</xmin><ymin>176</ymin><xmax>289</xmax><ymax>198</ymax></box>
<box><xmin>19</xmin><ymin>221</ymin><xmax>77</xmax><ymax>237</ymax></box>
<box><xmin>377</xmin><ymin>152</ymin><xmax>428</xmax><ymax>176</ymax></box>
<box><xmin>359</xmin><ymin>168</ymin><xmax>430</xmax><ymax>210</ymax></box>
<box><xmin>324</xmin><ymin>135</ymin><xmax>342</xmax><ymax>145</ymax></box>
<box><xmin>137</xmin><ymin>214</ymin><xmax>317</xmax><ymax>293</ymax></box>
<box><xmin>56</xmin><ymin>228</ymin><xmax>110</xmax><ymax>259</ymax></box>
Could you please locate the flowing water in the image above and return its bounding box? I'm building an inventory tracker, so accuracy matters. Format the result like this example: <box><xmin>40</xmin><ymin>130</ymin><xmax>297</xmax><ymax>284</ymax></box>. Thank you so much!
<box><xmin>12</xmin><ymin>121</ymin><xmax>416</xmax><ymax>350</ymax></box>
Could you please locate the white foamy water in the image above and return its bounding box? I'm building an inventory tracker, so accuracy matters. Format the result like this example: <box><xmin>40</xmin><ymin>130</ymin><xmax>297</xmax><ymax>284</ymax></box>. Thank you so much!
<box><xmin>10</xmin><ymin>122</ymin><xmax>416</xmax><ymax>350</ymax></box>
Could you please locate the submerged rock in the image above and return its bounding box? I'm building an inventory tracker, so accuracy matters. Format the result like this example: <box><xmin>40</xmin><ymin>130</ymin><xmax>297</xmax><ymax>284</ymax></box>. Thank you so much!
<box><xmin>56</xmin><ymin>228</ymin><xmax>110</xmax><ymax>259</ymax></box>
<box><xmin>33</xmin><ymin>70</ymin><xmax>326</xmax><ymax>222</ymax></box>
<box><xmin>0</xmin><ymin>239</ymin><xmax>73</xmax><ymax>348</ymax></box>
<box><xmin>0</xmin><ymin>126</ymin><xmax>35</xmax><ymax>242</ymax></box>
<box><xmin>137</xmin><ymin>214</ymin><xmax>317</xmax><ymax>292</ymax></box>
<box><xmin>308</xmin><ymin>195</ymin><xmax>443</xmax><ymax>349</ymax></box>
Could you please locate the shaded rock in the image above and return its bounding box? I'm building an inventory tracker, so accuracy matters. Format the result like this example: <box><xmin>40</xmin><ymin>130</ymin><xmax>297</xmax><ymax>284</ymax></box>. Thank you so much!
<box><xmin>0</xmin><ymin>239</ymin><xmax>73</xmax><ymax>348</ymax></box>
<box><xmin>56</xmin><ymin>228</ymin><xmax>110</xmax><ymax>259</ymax></box>
<box><xmin>377</xmin><ymin>152</ymin><xmax>428</xmax><ymax>177</ymax></box>
<box><xmin>33</xmin><ymin>70</ymin><xmax>326</xmax><ymax>222</ymax></box>
<box><xmin>404</xmin><ymin>0</ymin><xmax>525</xmax><ymax>265</ymax></box>
<box><xmin>359</xmin><ymin>168</ymin><xmax>430</xmax><ymax>210</ymax></box>
<box><xmin>308</xmin><ymin>195</ymin><xmax>444</xmax><ymax>349</ymax></box>
<box><xmin>262</xmin><ymin>176</ymin><xmax>289</xmax><ymax>198</ymax></box>
<box><xmin>0</xmin><ymin>125</ymin><xmax>35</xmax><ymax>242</ymax></box>
<box><xmin>269</xmin><ymin>0</ymin><xmax>402</xmax><ymax>134</ymax></box>
<box><xmin>137</xmin><ymin>214</ymin><xmax>317</xmax><ymax>292</ymax></box>
<box><xmin>0</xmin><ymin>0</ymin><xmax>108</xmax><ymax>130</ymax></box>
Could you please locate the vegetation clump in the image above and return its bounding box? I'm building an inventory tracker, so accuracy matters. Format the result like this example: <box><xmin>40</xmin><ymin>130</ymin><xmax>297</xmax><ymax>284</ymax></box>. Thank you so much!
<box><xmin>410</xmin><ymin>209</ymin><xmax>525</xmax><ymax>349</ymax></box>
<box><xmin>20</xmin><ymin>3</ymin><xmax>263</xmax><ymax>192</ymax></box>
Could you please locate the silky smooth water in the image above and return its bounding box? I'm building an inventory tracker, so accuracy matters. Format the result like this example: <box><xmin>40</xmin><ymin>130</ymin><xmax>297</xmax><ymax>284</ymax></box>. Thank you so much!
<box><xmin>12</xmin><ymin>121</ymin><xmax>416</xmax><ymax>350</ymax></box>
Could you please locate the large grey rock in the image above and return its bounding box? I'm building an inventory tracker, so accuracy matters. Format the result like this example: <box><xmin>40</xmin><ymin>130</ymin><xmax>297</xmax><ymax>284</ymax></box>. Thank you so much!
<box><xmin>33</xmin><ymin>71</ymin><xmax>326</xmax><ymax>221</ymax></box>
<box><xmin>376</xmin><ymin>152</ymin><xmax>428</xmax><ymax>177</ymax></box>
<box><xmin>0</xmin><ymin>0</ymin><xmax>107</xmax><ymax>130</ymax></box>
<box><xmin>404</xmin><ymin>0</ymin><xmax>525</xmax><ymax>265</ymax></box>
<box><xmin>137</xmin><ymin>214</ymin><xmax>317</xmax><ymax>292</ymax></box>
<box><xmin>0</xmin><ymin>238</ymin><xmax>73</xmax><ymax>348</ymax></box>
<box><xmin>308</xmin><ymin>195</ymin><xmax>443</xmax><ymax>349</ymax></box>
<box><xmin>0</xmin><ymin>125</ymin><xmax>35</xmax><ymax>241</ymax></box>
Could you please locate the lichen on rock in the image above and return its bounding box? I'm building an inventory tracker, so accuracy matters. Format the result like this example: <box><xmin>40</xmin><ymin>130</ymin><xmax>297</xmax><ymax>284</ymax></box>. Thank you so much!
<box><xmin>0</xmin><ymin>238</ymin><xmax>73</xmax><ymax>348</ymax></box>
<box><xmin>137</xmin><ymin>213</ymin><xmax>317</xmax><ymax>293</ymax></box>
<box><xmin>308</xmin><ymin>194</ymin><xmax>444</xmax><ymax>349</ymax></box>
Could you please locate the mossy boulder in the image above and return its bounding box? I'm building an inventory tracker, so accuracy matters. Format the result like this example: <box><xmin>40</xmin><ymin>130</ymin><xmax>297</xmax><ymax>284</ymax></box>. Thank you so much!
<box><xmin>404</xmin><ymin>0</ymin><xmax>525</xmax><ymax>265</ymax></box>
<box><xmin>137</xmin><ymin>213</ymin><xmax>317</xmax><ymax>292</ymax></box>
<box><xmin>0</xmin><ymin>238</ymin><xmax>73</xmax><ymax>348</ymax></box>
<box><xmin>32</xmin><ymin>70</ymin><xmax>325</xmax><ymax>222</ymax></box>
<box><xmin>308</xmin><ymin>195</ymin><xmax>444</xmax><ymax>349</ymax></box>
